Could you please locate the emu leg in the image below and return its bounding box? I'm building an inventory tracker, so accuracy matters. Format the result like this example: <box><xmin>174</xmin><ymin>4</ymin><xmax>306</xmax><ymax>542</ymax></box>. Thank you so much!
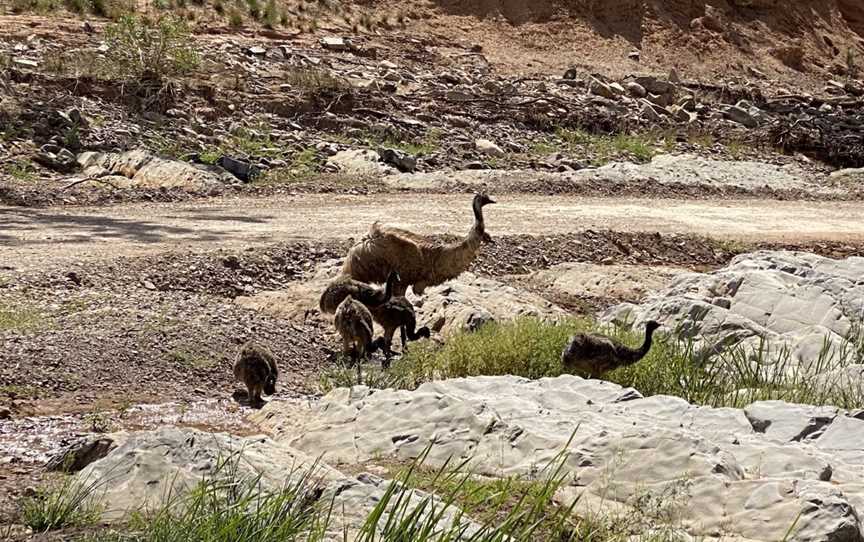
<box><xmin>400</xmin><ymin>325</ymin><xmax>408</xmax><ymax>350</ymax></box>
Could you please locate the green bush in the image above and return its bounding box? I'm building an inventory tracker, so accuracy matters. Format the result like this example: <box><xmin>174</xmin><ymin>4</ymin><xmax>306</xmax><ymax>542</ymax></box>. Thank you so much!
<box><xmin>103</xmin><ymin>14</ymin><xmax>199</xmax><ymax>80</ymax></box>
<box><xmin>21</xmin><ymin>475</ymin><xmax>103</xmax><ymax>531</ymax></box>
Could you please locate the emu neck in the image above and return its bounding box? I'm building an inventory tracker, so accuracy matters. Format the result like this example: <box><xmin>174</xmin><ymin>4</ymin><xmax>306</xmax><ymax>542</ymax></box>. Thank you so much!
<box><xmin>382</xmin><ymin>275</ymin><xmax>396</xmax><ymax>302</ymax></box>
<box><xmin>638</xmin><ymin>326</ymin><xmax>656</xmax><ymax>356</ymax></box>
<box><xmin>472</xmin><ymin>201</ymin><xmax>485</xmax><ymax>233</ymax></box>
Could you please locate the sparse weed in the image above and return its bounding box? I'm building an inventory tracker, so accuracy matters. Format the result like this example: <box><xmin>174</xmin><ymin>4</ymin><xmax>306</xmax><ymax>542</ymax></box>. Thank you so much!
<box><xmin>169</xmin><ymin>347</ymin><xmax>217</xmax><ymax>369</ymax></box>
<box><xmin>0</xmin><ymin>302</ymin><xmax>45</xmax><ymax>332</ymax></box>
<box><xmin>20</xmin><ymin>475</ymin><xmax>104</xmax><ymax>532</ymax></box>
<box><xmin>285</xmin><ymin>66</ymin><xmax>346</xmax><ymax>94</ymax></box>
<box><xmin>83</xmin><ymin>411</ymin><xmax>115</xmax><ymax>433</ymax></box>
<box><xmin>4</xmin><ymin>160</ymin><xmax>37</xmax><ymax>182</ymax></box>
<box><xmin>228</xmin><ymin>7</ymin><xmax>243</xmax><ymax>27</ymax></box>
<box><xmin>103</xmin><ymin>14</ymin><xmax>199</xmax><ymax>81</ymax></box>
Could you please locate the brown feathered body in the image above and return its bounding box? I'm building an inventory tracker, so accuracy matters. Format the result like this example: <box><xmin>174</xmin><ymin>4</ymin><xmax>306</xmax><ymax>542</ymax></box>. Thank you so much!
<box><xmin>334</xmin><ymin>295</ymin><xmax>375</xmax><ymax>362</ymax></box>
<box><xmin>341</xmin><ymin>194</ymin><xmax>494</xmax><ymax>296</ymax></box>
<box><xmin>234</xmin><ymin>341</ymin><xmax>278</xmax><ymax>406</ymax></box>
<box><xmin>319</xmin><ymin>276</ymin><xmax>389</xmax><ymax>314</ymax></box>
<box><xmin>561</xmin><ymin>321</ymin><xmax>660</xmax><ymax>378</ymax></box>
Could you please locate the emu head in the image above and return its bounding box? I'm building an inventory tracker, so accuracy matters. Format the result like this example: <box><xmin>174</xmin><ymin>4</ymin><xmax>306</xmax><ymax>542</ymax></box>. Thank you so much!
<box><xmin>645</xmin><ymin>320</ymin><xmax>661</xmax><ymax>334</ymax></box>
<box><xmin>474</xmin><ymin>193</ymin><xmax>496</xmax><ymax>208</ymax></box>
<box><xmin>386</xmin><ymin>270</ymin><xmax>402</xmax><ymax>286</ymax></box>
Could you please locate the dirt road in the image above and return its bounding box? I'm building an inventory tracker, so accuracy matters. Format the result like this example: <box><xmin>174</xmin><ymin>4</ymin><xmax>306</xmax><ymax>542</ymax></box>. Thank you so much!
<box><xmin>4</xmin><ymin>193</ymin><xmax>864</xmax><ymax>269</ymax></box>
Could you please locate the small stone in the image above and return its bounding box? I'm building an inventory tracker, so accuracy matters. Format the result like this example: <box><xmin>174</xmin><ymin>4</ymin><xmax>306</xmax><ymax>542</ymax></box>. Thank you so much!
<box><xmin>12</xmin><ymin>58</ymin><xmax>38</xmax><ymax>68</ymax></box>
<box><xmin>378</xmin><ymin>60</ymin><xmax>398</xmax><ymax>69</ymax></box>
<box><xmin>246</xmin><ymin>46</ymin><xmax>266</xmax><ymax>56</ymax></box>
<box><xmin>626</xmin><ymin>82</ymin><xmax>647</xmax><ymax>98</ymax></box>
<box><xmin>320</xmin><ymin>36</ymin><xmax>354</xmax><ymax>51</ymax></box>
<box><xmin>218</xmin><ymin>156</ymin><xmax>261</xmax><ymax>182</ymax></box>
<box><xmin>143</xmin><ymin>280</ymin><xmax>156</xmax><ymax>290</ymax></box>
<box><xmin>589</xmin><ymin>78</ymin><xmax>617</xmax><ymax>99</ymax></box>
<box><xmin>475</xmin><ymin>139</ymin><xmax>505</xmax><ymax>157</ymax></box>
<box><xmin>0</xmin><ymin>408</ymin><xmax>11</xmax><ymax>420</ymax></box>
<box><xmin>628</xmin><ymin>50</ymin><xmax>641</xmax><ymax>61</ymax></box>
<box><xmin>377</xmin><ymin>148</ymin><xmax>417</xmax><ymax>173</ymax></box>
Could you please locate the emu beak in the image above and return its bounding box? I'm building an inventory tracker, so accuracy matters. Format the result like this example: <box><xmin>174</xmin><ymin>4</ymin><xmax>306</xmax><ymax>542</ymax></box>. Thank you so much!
<box><xmin>487</xmin><ymin>197</ymin><xmax>496</xmax><ymax>205</ymax></box>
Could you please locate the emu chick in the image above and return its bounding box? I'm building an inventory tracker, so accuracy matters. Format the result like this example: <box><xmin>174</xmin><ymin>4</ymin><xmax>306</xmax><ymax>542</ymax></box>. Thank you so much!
<box><xmin>561</xmin><ymin>321</ymin><xmax>660</xmax><ymax>378</ymax></box>
<box><xmin>370</xmin><ymin>297</ymin><xmax>431</xmax><ymax>361</ymax></box>
<box><xmin>234</xmin><ymin>341</ymin><xmax>278</xmax><ymax>407</ymax></box>
<box><xmin>334</xmin><ymin>295</ymin><xmax>375</xmax><ymax>363</ymax></box>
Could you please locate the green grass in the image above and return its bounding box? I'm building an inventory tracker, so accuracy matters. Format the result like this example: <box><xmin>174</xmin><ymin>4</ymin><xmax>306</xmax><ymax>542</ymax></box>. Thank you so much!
<box><xmin>527</xmin><ymin>128</ymin><xmax>660</xmax><ymax>166</ymax></box>
<box><xmin>21</xmin><ymin>475</ymin><xmax>104</xmax><ymax>532</ymax></box>
<box><xmin>0</xmin><ymin>302</ymin><xmax>45</xmax><ymax>332</ymax></box>
<box><xmin>168</xmin><ymin>347</ymin><xmax>219</xmax><ymax>369</ymax></box>
<box><xmin>4</xmin><ymin>160</ymin><xmax>37</xmax><ymax>182</ymax></box>
<box><xmin>319</xmin><ymin>317</ymin><xmax>864</xmax><ymax>410</ymax></box>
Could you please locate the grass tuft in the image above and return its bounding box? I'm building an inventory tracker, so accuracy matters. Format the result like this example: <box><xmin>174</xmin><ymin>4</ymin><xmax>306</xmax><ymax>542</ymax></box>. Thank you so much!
<box><xmin>319</xmin><ymin>317</ymin><xmax>864</xmax><ymax>410</ymax></box>
<box><xmin>20</xmin><ymin>475</ymin><xmax>104</xmax><ymax>532</ymax></box>
<box><xmin>0</xmin><ymin>302</ymin><xmax>45</xmax><ymax>332</ymax></box>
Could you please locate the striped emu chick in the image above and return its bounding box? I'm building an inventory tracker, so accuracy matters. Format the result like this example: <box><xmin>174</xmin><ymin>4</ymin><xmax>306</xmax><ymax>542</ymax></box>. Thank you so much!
<box><xmin>334</xmin><ymin>294</ymin><xmax>377</xmax><ymax>380</ymax></box>
<box><xmin>233</xmin><ymin>341</ymin><xmax>278</xmax><ymax>407</ymax></box>
<box><xmin>561</xmin><ymin>321</ymin><xmax>661</xmax><ymax>378</ymax></box>
<box><xmin>370</xmin><ymin>272</ymin><xmax>430</xmax><ymax>364</ymax></box>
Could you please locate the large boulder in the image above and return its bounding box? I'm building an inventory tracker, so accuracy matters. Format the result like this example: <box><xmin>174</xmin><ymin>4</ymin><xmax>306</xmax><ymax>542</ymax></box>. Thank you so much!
<box><xmin>256</xmin><ymin>376</ymin><xmax>864</xmax><ymax>541</ymax></box>
<box><xmin>603</xmin><ymin>251</ymin><xmax>864</xmax><ymax>373</ymax></box>
<box><xmin>77</xmin><ymin>149</ymin><xmax>239</xmax><ymax>190</ymax></box>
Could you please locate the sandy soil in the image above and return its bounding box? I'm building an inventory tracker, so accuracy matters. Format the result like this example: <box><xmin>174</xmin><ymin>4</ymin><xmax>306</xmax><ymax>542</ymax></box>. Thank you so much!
<box><xmin>4</xmin><ymin>193</ymin><xmax>864</xmax><ymax>270</ymax></box>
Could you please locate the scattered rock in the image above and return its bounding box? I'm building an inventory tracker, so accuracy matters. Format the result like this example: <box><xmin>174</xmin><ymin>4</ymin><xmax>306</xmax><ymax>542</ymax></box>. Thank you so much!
<box><xmin>589</xmin><ymin>78</ymin><xmax>618</xmax><ymax>99</ymax></box>
<box><xmin>628</xmin><ymin>50</ymin><xmax>641</xmax><ymax>61</ymax></box>
<box><xmin>377</xmin><ymin>148</ymin><xmax>417</xmax><ymax>173</ymax></box>
<box><xmin>77</xmin><ymin>149</ymin><xmax>239</xmax><ymax>189</ymax></box>
<box><xmin>474</xmin><ymin>139</ymin><xmax>505</xmax><ymax>157</ymax></box>
<box><xmin>326</xmin><ymin>149</ymin><xmax>393</xmax><ymax>175</ymax></box>
<box><xmin>217</xmin><ymin>156</ymin><xmax>261</xmax><ymax>182</ymax></box>
<box><xmin>625</xmin><ymin>81</ymin><xmax>647</xmax><ymax>98</ymax></box>
<box><xmin>605</xmin><ymin>251</ymin><xmax>864</xmax><ymax>373</ymax></box>
<box><xmin>46</xmin><ymin>435</ymin><xmax>121</xmax><ymax>473</ymax></box>
<box><xmin>319</xmin><ymin>36</ymin><xmax>355</xmax><ymax>52</ymax></box>
<box><xmin>723</xmin><ymin>104</ymin><xmax>759</xmax><ymax>127</ymax></box>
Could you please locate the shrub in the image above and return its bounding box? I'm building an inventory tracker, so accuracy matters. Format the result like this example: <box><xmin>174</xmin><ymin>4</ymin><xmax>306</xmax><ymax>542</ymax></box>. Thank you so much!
<box><xmin>103</xmin><ymin>14</ymin><xmax>199</xmax><ymax>80</ymax></box>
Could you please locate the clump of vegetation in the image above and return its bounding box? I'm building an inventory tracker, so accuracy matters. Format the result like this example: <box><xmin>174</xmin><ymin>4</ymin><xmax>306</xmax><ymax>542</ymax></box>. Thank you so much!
<box><xmin>102</xmin><ymin>14</ymin><xmax>199</xmax><ymax>81</ymax></box>
<box><xmin>20</xmin><ymin>475</ymin><xmax>104</xmax><ymax>532</ymax></box>
<box><xmin>0</xmin><ymin>302</ymin><xmax>45</xmax><ymax>332</ymax></box>
<box><xmin>285</xmin><ymin>66</ymin><xmax>347</xmax><ymax>94</ymax></box>
<box><xmin>549</xmin><ymin>128</ymin><xmax>658</xmax><ymax>166</ymax></box>
<box><xmin>319</xmin><ymin>316</ymin><xmax>864</xmax><ymax>410</ymax></box>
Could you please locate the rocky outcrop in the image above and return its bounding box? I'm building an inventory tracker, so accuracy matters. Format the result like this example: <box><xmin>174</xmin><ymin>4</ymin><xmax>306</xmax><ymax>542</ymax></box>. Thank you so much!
<box><xmin>77</xmin><ymin>149</ymin><xmax>239</xmax><ymax>189</ymax></box>
<box><xmin>604</xmin><ymin>251</ymin><xmax>864</xmax><ymax>373</ymax></box>
<box><xmin>73</xmin><ymin>426</ymin><xmax>480</xmax><ymax>540</ymax></box>
<box><xmin>257</xmin><ymin>375</ymin><xmax>864</xmax><ymax>541</ymax></box>
<box><xmin>237</xmin><ymin>262</ymin><xmax>565</xmax><ymax>335</ymax></box>
<box><xmin>412</xmin><ymin>272</ymin><xmax>566</xmax><ymax>336</ymax></box>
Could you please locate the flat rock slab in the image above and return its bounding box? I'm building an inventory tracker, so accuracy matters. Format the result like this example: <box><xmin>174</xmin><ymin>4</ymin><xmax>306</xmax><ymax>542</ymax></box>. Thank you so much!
<box><xmin>74</xmin><ymin>426</ymin><xmax>480</xmax><ymax>540</ymax></box>
<box><xmin>604</xmin><ymin>250</ymin><xmax>864</xmax><ymax>374</ymax></box>
<box><xmin>256</xmin><ymin>375</ymin><xmax>864</xmax><ymax>541</ymax></box>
